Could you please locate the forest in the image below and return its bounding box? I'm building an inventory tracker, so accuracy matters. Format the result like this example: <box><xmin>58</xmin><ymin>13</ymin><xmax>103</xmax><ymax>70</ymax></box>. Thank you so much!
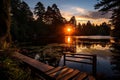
<box><xmin>10</xmin><ymin>0</ymin><xmax>110</xmax><ymax>43</ymax></box>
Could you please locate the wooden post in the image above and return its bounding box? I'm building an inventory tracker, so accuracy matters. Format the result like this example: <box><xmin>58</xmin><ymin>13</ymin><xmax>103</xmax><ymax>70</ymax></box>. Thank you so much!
<box><xmin>63</xmin><ymin>53</ymin><xmax>66</xmax><ymax>66</ymax></box>
<box><xmin>92</xmin><ymin>55</ymin><xmax>97</xmax><ymax>77</ymax></box>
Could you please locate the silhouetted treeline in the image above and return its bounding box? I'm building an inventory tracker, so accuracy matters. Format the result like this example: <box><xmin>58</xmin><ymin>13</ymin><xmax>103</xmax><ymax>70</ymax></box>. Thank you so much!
<box><xmin>10</xmin><ymin>0</ymin><xmax>110</xmax><ymax>44</ymax></box>
<box><xmin>76</xmin><ymin>21</ymin><xmax>110</xmax><ymax>36</ymax></box>
<box><xmin>10</xmin><ymin>0</ymin><xmax>66</xmax><ymax>43</ymax></box>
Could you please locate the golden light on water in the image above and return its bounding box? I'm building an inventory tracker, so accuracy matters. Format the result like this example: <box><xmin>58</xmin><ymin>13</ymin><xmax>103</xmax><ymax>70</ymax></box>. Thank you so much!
<box><xmin>67</xmin><ymin>37</ymin><xmax>71</xmax><ymax>43</ymax></box>
<box><xmin>110</xmin><ymin>38</ymin><xmax>115</xmax><ymax>43</ymax></box>
<box><xmin>65</xmin><ymin>36</ymin><xmax>72</xmax><ymax>44</ymax></box>
<box><xmin>76</xmin><ymin>44</ymin><xmax>110</xmax><ymax>52</ymax></box>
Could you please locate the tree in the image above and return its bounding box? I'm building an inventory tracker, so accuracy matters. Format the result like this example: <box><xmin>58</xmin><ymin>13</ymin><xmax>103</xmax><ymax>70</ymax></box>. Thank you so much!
<box><xmin>52</xmin><ymin>4</ymin><xmax>65</xmax><ymax>24</ymax></box>
<box><xmin>44</xmin><ymin>4</ymin><xmax>65</xmax><ymax>25</ymax></box>
<box><xmin>52</xmin><ymin>4</ymin><xmax>62</xmax><ymax>18</ymax></box>
<box><xmin>76</xmin><ymin>22</ymin><xmax>82</xmax><ymax>35</ymax></box>
<box><xmin>0</xmin><ymin>0</ymin><xmax>11</xmax><ymax>49</ymax></box>
<box><xmin>69</xmin><ymin>16</ymin><xmax>77</xmax><ymax>27</ymax></box>
<box><xmin>99</xmin><ymin>22</ymin><xmax>110</xmax><ymax>35</ymax></box>
<box><xmin>43</xmin><ymin>6</ymin><xmax>53</xmax><ymax>24</ymax></box>
<box><xmin>20</xmin><ymin>1</ymin><xmax>33</xmax><ymax>23</ymax></box>
<box><xmin>86</xmin><ymin>21</ymin><xmax>93</xmax><ymax>35</ymax></box>
<box><xmin>95</xmin><ymin>0</ymin><xmax>120</xmax><ymax>37</ymax></box>
<box><xmin>34</xmin><ymin>2</ymin><xmax>45</xmax><ymax>22</ymax></box>
<box><xmin>51</xmin><ymin>4</ymin><xmax>66</xmax><ymax>36</ymax></box>
<box><xmin>43</xmin><ymin>4</ymin><xmax>66</xmax><ymax>37</ymax></box>
<box><xmin>11</xmin><ymin>0</ymin><xmax>34</xmax><ymax>42</ymax></box>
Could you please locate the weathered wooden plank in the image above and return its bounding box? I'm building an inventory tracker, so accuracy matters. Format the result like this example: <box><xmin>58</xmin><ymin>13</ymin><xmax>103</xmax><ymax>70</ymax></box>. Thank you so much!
<box><xmin>49</xmin><ymin>67</ymin><xmax>68</xmax><ymax>78</ymax></box>
<box><xmin>56</xmin><ymin>68</ymin><xmax>74</xmax><ymax>80</ymax></box>
<box><xmin>13</xmin><ymin>52</ymin><xmax>54</xmax><ymax>72</ymax></box>
<box><xmin>66</xmin><ymin>56</ymin><xmax>93</xmax><ymax>60</ymax></box>
<box><xmin>64</xmin><ymin>53</ymin><xmax>97</xmax><ymax>77</ymax></box>
<box><xmin>60</xmin><ymin>69</ymin><xmax>80</xmax><ymax>80</ymax></box>
<box><xmin>88</xmin><ymin>75</ymin><xmax>95</xmax><ymax>80</ymax></box>
<box><xmin>63</xmin><ymin>53</ymin><xmax>95</xmax><ymax>56</ymax></box>
<box><xmin>12</xmin><ymin>52</ymin><xmax>96</xmax><ymax>80</ymax></box>
<box><xmin>46</xmin><ymin>66</ymin><xmax>63</xmax><ymax>74</ymax></box>
<box><xmin>72</xmin><ymin>72</ymin><xmax>88</xmax><ymax>80</ymax></box>
<box><xmin>45</xmin><ymin>67</ymin><xmax>56</xmax><ymax>73</ymax></box>
<box><xmin>66</xmin><ymin>59</ymin><xmax>92</xmax><ymax>64</ymax></box>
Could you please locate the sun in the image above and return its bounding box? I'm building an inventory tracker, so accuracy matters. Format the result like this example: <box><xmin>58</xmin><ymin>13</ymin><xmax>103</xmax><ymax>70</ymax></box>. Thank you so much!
<box><xmin>64</xmin><ymin>24</ymin><xmax>74</xmax><ymax>35</ymax></box>
<box><xmin>67</xmin><ymin>28</ymin><xmax>71</xmax><ymax>32</ymax></box>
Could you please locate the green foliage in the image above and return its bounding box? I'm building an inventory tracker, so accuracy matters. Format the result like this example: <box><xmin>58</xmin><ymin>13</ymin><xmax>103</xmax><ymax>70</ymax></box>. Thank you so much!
<box><xmin>0</xmin><ymin>53</ymin><xmax>39</xmax><ymax>80</ymax></box>
<box><xmin>35</xmin><ymin>44</ymin><xmax>63</xmax><ymax>66</ymax></box>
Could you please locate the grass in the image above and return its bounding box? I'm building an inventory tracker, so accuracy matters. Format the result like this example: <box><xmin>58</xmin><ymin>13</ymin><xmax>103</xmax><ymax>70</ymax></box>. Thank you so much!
<box><xmin>0</xmin><ymin>50</ymin><xmax>39</xmax><ymax>80</ymax></box>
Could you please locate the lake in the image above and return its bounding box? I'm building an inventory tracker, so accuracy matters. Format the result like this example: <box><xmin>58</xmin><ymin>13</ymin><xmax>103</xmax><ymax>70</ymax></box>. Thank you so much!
<box><xmin>20</xmin><ymin>35</ymin><xmax>120</xmax><ymax>80</ymax></box>
<box><xmin>59</xmin><ymin>36</ymin><xmax>120</xmax><ymax>80</ymax></box>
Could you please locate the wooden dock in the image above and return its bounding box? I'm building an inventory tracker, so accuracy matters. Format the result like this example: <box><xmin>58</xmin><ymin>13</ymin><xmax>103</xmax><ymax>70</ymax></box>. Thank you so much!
<box><xmin>63</xmin><ymin>52</ymin><xmax>97</xmax><ymax>77</ymax></box>
<box><xmin>13</xmin><ymin>52</ymin><xmax>95</xmax><ymax>80</ymax></box>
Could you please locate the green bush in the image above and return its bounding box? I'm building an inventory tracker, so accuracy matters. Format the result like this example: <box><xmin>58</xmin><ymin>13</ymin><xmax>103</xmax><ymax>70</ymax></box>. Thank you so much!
<box><xmin>0</xmin><ymin>52</ymin><xmax>39</xmax><ymax>80</ymax></box>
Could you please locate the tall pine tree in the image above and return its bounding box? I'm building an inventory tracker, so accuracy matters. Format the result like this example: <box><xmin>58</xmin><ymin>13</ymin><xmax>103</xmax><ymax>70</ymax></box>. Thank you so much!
<box><xmin>95</xmin><ymin>0</ymin><xmax>120</xmax><ymax>37</ymax></box>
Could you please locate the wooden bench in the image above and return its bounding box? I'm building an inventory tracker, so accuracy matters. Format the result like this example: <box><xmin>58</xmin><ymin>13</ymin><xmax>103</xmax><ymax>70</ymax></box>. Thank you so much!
<box><xmin>13</xmin><ymin>52</ymin><xmax>95</xmax><ymax>80</ymax></box>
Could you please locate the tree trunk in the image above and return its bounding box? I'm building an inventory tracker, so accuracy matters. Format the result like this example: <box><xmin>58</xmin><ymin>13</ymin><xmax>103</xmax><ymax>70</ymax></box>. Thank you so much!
<box><xmin>0</xmin><ymin>0</ymin><xmax>11</xmax><ymax>49</ymax></box>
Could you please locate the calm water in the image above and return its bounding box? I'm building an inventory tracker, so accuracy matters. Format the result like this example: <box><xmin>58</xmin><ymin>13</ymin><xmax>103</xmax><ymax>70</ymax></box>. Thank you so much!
<box><xmin>25</xmin><ymin>36</ymin><xmax>120</xmax><ymax>79</ymax></box>
<box><xmin>59</xmin><ymin>36</ymin><xmax>120</xmax><ymax>79</ymax></box>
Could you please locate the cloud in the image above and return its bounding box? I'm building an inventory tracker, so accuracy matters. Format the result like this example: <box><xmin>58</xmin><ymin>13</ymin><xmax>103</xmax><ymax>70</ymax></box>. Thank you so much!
<box><xmin>87</xmin><ymin>11</ymin><xmax>112</xmax><ymax>19</ymax></box>
<box><xmin>71</xmin><ymin>7</ymin><xmax>89</xmax><ymax>15</ymax></box>
<box><xmin>60</xmin><ymin>6</ymin><xmax>112</xmax><ymax>24</ymax></box>
<box><xmin>61</xmin><ymin>6</ymin><xmax>88</xmax><ymax>21</ymax></box>
<box><xmin>68</xmin><ymin>6</ymin><xmax>111</xmax><ymax>19</ymax></box>
<box><xmin>61</xmin><ymin>11</ymin><xmax>73</xmax><ymax>20</ymax></box>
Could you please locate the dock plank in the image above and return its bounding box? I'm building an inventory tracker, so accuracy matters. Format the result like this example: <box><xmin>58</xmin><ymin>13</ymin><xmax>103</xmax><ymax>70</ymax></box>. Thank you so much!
<box><xmin>60</xmin><ymin>69</ymin><xmax>80</xmax><ymax>80</ymax></box>
<box><xmin>88</xmin><ymin>75</ymin><xmax>95</xmax><ymax>80</ymax></box>
<box><xmin>13</xmin><ymin>52</ymin><xmax>54</xmax><ymax>72</ymax></box>
<box><xmin>49</xmin><ymin>67</ymin><xmax>68</xmax><ymax>78</ymax></box>
<box><xmin>72</xmin><ymin>72</ymin><xmax>88</xmax><ymax>80</ymax></box>
<box><xmin>46</xmin><ymin>66</ymin><xmax>62</xmax><ymax>74</ymax></box>
<box><xmin>56</xmin><ymin>68</ymin><xmax>74</xmax><ymax>80</ymax></box>
<box><xmin>12</xmin><ymin>52</ymin><xmax>96</xmax><ymax>80</ymax></box>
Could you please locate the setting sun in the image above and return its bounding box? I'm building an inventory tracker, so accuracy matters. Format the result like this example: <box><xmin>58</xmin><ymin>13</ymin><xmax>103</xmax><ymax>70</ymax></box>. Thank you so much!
<box><xmin>67</xmin><ymin>28</ymin><xmax>71</xmax><ymax>32</ymax></box>
<box><xmin>64</xmin><ymin>24</ymin><xmax>74</xmax><ymax>35</ymax></box>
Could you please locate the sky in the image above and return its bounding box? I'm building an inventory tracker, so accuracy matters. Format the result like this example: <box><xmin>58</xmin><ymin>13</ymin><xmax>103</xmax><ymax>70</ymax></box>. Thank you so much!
<box><xmin>24</xmin><ymin>0</ymin><xmax>111</xmax><ymax>25</ymax></box>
